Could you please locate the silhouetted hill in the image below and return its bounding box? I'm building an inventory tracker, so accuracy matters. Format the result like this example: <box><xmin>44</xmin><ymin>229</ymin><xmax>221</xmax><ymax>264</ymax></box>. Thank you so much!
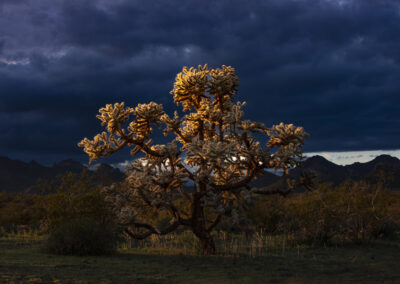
<box><xmin>0</xmin><ymin>157</ymin><xmax>125</xmax><ymax>193</ymax></box>
<box><xmin>294</xmin><ymin>154</ymin><xmax>400</xmax><ymax>190</ymax></box>
<box><xmin>346</xmin><ymin>155</ymin><xmax>400</xmax><ymax>179</ymax></box>
<box><xmin>348</xmin><ymin>155</ymin><xmax>400</xmax><ymax>189</ymax></box>
<box><xmin>250</xmin><ymin>171</ymin><xmax>280</xmax><ymax>188</ymax></box>
<box><xmin>299</xmin><ymin>156</ymin><xmax>347</xmax><ymax>184</ymax></box>
<box><xmin>1</xmin><ymin>154</ymin><xmax>399</xmax><ymax>193</ymax></box>
<box><xmin>53</xmin><ymin>159</ymin><xmax>86</xmax><ymax>173</ymax></box>
<box><xmin>0</xmin><ymin>157</ymin><xmax>50</xmax><ymax>193</ymax></box>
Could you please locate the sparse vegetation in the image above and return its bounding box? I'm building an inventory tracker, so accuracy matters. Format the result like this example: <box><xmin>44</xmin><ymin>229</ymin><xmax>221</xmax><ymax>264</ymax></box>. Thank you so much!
<box><xmin>248</xmin><ymin>180</ymin><xmax>400</xmax><ymax>245</ymax></box>
<box><xmin>44</xmin><ymin>218</ymin><xmax>121</xmax><ymax>256</ymax></box>
<box><xmin>1</xmin><ymin>230</ymin><xmax>400</xmax><ymax>283</ymax></box>
<box><xmin>1</xmin><ymin>174</ymin><xmax>400</xmax><ymax>282</ymax></box>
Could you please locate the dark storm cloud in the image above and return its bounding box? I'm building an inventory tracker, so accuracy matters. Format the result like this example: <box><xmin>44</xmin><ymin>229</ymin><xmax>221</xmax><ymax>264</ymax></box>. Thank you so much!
<box><xmin>1</xmin><ymin>0</ymin><xmax>400</xmax><ymax>164</ymax></box>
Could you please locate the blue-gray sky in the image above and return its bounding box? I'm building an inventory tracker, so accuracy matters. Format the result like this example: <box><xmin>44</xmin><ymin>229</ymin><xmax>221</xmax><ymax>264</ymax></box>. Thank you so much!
<box><xmin>1</xmin><ymin>0</ymin><xmax>399</xmax><ymax>165</ymax></box>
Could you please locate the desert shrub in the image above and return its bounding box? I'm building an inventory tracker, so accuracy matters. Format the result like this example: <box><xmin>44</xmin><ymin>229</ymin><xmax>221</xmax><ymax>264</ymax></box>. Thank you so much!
<box><xmin>0</xmin><ymin>193</ymin><xmax>42</xmax><ymax>228</ymax></box>
<box><xmin>386</xmin><ymin>192</ymin><xmax>400</xmax><ymax>236</ymax></box>
<box><xmin>246</xmin><ymin>195</ymin><xmax>286</xmax><ymax>234</ymax></box>
<box><xmin>39</xmin><ymin>172</ymin><xmax>115</xmax><ymax>230</ymax></box>
<box><xmin>289</xmin><ymin>181</ymin><xmax>399</xmax><ymax>244</ymax></box>
<box><xmin>334</xmin><ymin>181</ymin><xmax>398</xmax><ymax>243</ymax></box>
<box><xmin>285</xmin><ymin>188</ymin><xmax>340</xmax><ymax>244</ymax></box>
<box><xmin>41</xmin><ymin>188</ymin><xmax>113</xmax><ymax>230</ymax></box>
<box><xmin>44</xmin><ymin>218</ymin><xmax>122</xmax><ymax>255</ymax></box>
<box><xmin>39</xmin><ymin>172</ymin><xmax>123</xmax><ymax>255</ymax></box>
<box><xmin>248</xmin><ymin>180</ymin><xmax>400</xmax><ymax>244</ymax></box>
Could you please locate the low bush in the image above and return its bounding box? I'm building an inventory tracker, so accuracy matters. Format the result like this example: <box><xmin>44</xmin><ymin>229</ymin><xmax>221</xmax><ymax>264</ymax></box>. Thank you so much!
<box><xmin>246</xmin><ymin>195</ymin><xmax>286</xmax><ymax>234</ymax></box>
<box><xmin>44</xmin><ymin>218</ymin><xmax>122</xmax><ymax>256</ymax></box>
<box><xmin>40</xmin><ymin>174</ymin><xmax>114</xmax><ymax>230</ymax></box>
<box><xmin>285</xmin><ymin>191</ymin><xmax>340</xmax><ymax>244</ymax></box>
<box><xmin>247</xmin><ymin>180</ymin><xmax>400</xmax><ymax>244</ymax></box>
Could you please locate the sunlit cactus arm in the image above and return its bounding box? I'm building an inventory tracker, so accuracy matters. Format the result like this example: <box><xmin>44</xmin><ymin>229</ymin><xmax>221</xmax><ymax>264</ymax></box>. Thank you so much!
<box><xmin>78</xmin><ymin>132</ymin><xmax>129</xmax><ymax>164</ymax></box>
<box><xmin>78</xmin><ymin>102</ymin><xmax>172</xmax><ymax>163</ymax></box>
<box><xmin>210</xmin><ymin>168</ymin><xmax>259</xmax><ymax>191</ymax></box>
<box><xmin>160</xmin><ymin>111</ymin><xmax>191</xmax><ymax>143</ymax></box>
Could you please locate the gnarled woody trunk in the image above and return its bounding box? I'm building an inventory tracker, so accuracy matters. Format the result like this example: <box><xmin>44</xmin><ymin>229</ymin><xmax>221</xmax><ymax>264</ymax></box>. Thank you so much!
<box><xmin>194</xmin><ymin>229</ymin><xmax>216</xmax><ymax>255</ymax></box>
<box><xmin>191</xmin><ymin>190</ymin><xmax>217</xmax><ymax>255</ymax></box>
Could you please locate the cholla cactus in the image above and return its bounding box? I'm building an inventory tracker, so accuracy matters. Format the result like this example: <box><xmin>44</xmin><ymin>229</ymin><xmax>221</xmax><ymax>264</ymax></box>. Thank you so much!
<box><xmin>79</xmin><ymin>65</ymin><xmax>311</xmax><ymax>254</ymax></box>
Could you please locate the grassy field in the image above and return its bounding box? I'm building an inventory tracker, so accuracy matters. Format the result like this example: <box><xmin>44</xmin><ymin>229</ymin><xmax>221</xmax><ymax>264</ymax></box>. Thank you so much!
<box><xmin>1</xmin><ymin>233</ymin><xmax>400</xmax><ymax>283</ymax></box>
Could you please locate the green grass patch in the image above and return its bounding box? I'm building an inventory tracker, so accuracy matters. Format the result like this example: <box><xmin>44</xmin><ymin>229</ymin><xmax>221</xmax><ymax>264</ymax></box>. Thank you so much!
<box><xmin>0</xmin><ymin>233</ymin><xmax>399</xmax><ymax>283</ymax></box>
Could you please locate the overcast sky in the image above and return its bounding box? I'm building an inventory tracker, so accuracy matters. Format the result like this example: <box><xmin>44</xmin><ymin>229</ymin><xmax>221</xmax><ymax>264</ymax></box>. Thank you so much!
<box><xmin>1</xmin><ymin>0</ymin><xmax>399</xmax><ymax>166</ymax></box>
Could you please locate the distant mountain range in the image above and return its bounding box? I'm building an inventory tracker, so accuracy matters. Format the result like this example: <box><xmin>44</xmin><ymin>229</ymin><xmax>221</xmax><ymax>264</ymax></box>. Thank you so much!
<box><xmin>1</xmin><ymin>154</ymin><xmax>399</xmax><ymax>193</ymax></box>
<box><xmin>0</xmin><ymin>156</ymin><xmax>125</xmax><ymax>193</ymax></box>
<box><xmin>252</xmin><ymin>154</ymin><xmax>400</xmax><ymax>191</ymax></box>
<box><xmin>291</xmin><ymin>154</ymin><xmax>400</xmax><ymax>190</ymax></box>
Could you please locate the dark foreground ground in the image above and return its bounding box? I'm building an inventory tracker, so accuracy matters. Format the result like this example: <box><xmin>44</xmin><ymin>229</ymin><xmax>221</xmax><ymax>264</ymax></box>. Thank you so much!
<box><xmin>1</xmin><ymin>235</ymin><xmax>399</xmax><ymax>283</ymax></box>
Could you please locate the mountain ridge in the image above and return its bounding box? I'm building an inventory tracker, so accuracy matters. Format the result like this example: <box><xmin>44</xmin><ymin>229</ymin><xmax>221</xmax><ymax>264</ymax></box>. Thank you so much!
<box><xmin>290</xmin><ymin>154</ymin><xmax>400</xmax><ymax>189</ymax></box>
<box><xmin>0</xmin><ymin>156</ymin><xmax>125</xmax><ymax>193</ymax></box>
<box><xmin>1</xmin><ymin>154</ymin><xmax>399</xmax><ymax>193</ymax></box>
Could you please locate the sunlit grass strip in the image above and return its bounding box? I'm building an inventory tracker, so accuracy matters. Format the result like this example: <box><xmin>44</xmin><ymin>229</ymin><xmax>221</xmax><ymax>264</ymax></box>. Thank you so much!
<box><xmin>119</xmin><ymin>230</ymin><xmax>307</xmax><ymax>257</ymax></box>
<box><xmin>0</xmin><ymin>228</ymin><xmax>307</xmax><ymax>258</ymax></box>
